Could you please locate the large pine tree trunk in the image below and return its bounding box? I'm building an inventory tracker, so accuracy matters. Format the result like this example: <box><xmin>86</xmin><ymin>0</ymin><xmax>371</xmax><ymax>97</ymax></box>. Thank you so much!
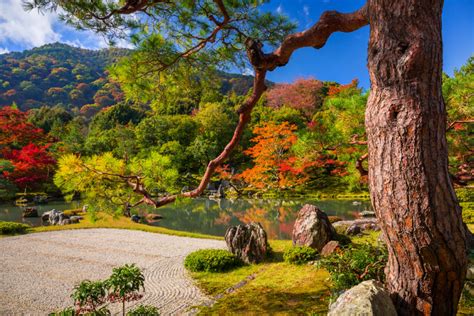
<box><xmin>365</xmin><ymin>0</ymin><xmax>468</xmax><ymax>315</ymax></box>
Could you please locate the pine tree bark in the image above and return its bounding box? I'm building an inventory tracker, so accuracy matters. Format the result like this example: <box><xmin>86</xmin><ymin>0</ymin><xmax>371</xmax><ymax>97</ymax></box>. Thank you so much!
<box><xmin>365</xmin><ymin>0</ymin><xmax>468</xmax><ymax>314</ymax></box>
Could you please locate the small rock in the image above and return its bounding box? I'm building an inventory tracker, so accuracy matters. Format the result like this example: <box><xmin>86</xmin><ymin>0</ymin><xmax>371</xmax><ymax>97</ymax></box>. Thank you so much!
<box><xmin>328</xmin><ymin>280</ymin><xmax>397</xmax><ymax>316</ymax></box>
<box><xmin>41</xmin><ymin>211</ymin><xmax>51</xmax><ymax>221</ymax></box>
<box><xmin>467</xmin><ymin>266</ymin><xmax>474</xmax><ymax>281</ymax></box>
<box><xmin>464</xmin><ymin>280</ymin><xmax>474</xmax><ymax>296</ymax></box>
<box><xmin>361</xmin><ymin>210</ymin><xmax>376</xmax><ymax>218</ymax></box>
<box><xmin>146</xmin><ymin>214</ymin><xmax>163</xmax><ymax>221</ymax></box>
<box><xmin>131</xmin><ymin>215</ymin><xmax>141</xmax><ymax>223</ymax></box>
<box><xmin>69</xmin><ymin>216</ymin><xmax>83</xmax><ymax>224</ymax></box>
<box><xmin>321</xmin><ymin>241</ymin><xmax>340</xmax><ymax>257</ymax></box>
<box><xmin>225</xmin><ymin>222</ymin><xmax>269</xmax><ymax>264</ymax></box>
<box><xmin>376</xmin><ymin>233</ymin><xmax>387</xmax><ymax>248</ymax></box>
<box><xmin>22</xmin><ymin>207</ymin><xmax>38</xmax><ymax>218</ymax></box>
<box><xmin>333</xmin><ymin>218</ymin><xmax>379</xmax><ymax>235</ymax></box>
<box><xmin>292</xmin><ymin>204</ymin><xmax>335</xmax><ymax>251</ymax></box>
<box><xmin>60</xmin><ymin>219</ymin><xmax>71</xmax><ymax>225</ymax></box>
<box><xmin>328</xmin><ymin>216</ymin><xmax>343</xmax><ymax>224</ymax></box>
<box><xmin>346</xmin><ymin>224</ymin><xmax>362</xmax><ymax>236</ymax></box>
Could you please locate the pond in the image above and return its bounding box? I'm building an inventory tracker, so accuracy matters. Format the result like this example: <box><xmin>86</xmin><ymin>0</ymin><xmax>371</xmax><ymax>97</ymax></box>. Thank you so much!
<box><xmin>0</xmin><ymin>197</ymin><xmax>371</xmax><ymax>239</ymax></box>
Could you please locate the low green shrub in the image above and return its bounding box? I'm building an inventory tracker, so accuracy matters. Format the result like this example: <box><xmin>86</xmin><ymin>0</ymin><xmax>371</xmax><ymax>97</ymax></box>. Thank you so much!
<box><xmin>184</xmin><ymin>249</ymin><xmax>242</xmax><ymax>272</ymax></box>
<box><xmin>127</xmin><ymin>305</ymin><xmax>160</xmax><ymax>316</ymax></box>
<box><xmin>71</xmin><ymin>280</ymin><xmax>108</xmax><ymax>314</ymax></box>
<box><xmin>317</xmin><ymin>243</ymin><xmax>387</xmax><ymax>291</ymax></box>
<box><xmin>0</xmin><ymin>221</ymin><xmax>30</xmax><ymax>235</ymax></box>
<box><xmin>462</xmin><ymin>203</ymin><xmax>474</xmax><ymax>224</ymax></box>
<box><xmin>283</xmin><ymin>246</ymin><xmax>318</xmax><ymax>265</ymax></box>
<box><xmin>457</xmin><ymin>188</ymin><xmax>474</xmax><ymax>202</ymax></box>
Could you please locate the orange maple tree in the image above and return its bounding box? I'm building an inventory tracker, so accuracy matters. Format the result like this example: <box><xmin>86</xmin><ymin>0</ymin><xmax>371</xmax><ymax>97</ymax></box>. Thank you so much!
<box><xmin>238</xmin><ymin>121</ymin><xmax>309</xmax><ymax>190</ymax></box>
<box><xmin>327</xmin><ymin>78</ymin><xmax>359</xmax><ymax>96</ymax></box>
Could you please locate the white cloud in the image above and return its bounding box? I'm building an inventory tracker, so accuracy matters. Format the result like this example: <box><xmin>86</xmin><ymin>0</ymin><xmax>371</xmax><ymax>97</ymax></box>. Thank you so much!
<box><xmin>276</xmin><ymin>4</ymin><xmax>284</xmax><ymax>15</ymax></box>
<box><xmin>0</xmin><ymin>0</ymin><xmax>133</xmax><ymax>50</ymax></box>
<box><xmin>0</xmin><ymin>47</ymin><xmax>9</xmax><ymax>54</ymax></box>
<box><xmin>242</xmin><ymin>67</ymin><xmax>254</xmax><ymax>76</ymax></box>
<box><xmin>302</xmin><ymin>5</ymin><xmax>312</xmax><ymax>28</ymax></box>
<box><xmin>0</xmin><ymin>0</ymin><xmax>60</xmax><ymax>48</ymax></box>
<box><xmin>303</xmin><ymin>5</ymin><xmax>310</xmax><ymax>18</ymax></box>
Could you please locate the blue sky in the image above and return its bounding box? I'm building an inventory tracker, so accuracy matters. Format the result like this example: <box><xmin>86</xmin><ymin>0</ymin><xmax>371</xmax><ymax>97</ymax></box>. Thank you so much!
<box><xmin>0</xmin><ymin>0</ymin><xmax>472</xmax><ymax>89</ymax></box>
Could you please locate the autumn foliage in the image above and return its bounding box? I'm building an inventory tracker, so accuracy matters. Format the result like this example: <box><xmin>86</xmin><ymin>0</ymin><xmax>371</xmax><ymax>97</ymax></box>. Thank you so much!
<box><xmin>2</xmin><ymin>143</ymin><xmax>56</xmax><ymax>189</ymax></box>
<box><xmin>327</xmin><ymin>79</ymin><xmax>359</xmax><ymax>96</ymax></box>
<box><xmin>0</xmin><ymin>106</ymin><xmax>49</xmax><ymax>148</ymax></box>
<box><xmin>266</xmin><ymin>78</ymin><xmax>324</xmax><ymax>118</ymax></box>
<box><xmin>0</xmin><ymin>107</ymin><xmax>56</xmax><ymax>190</ymax></box>
<box><xmin>239</xmin><ymin>122</ymin><xmax>310</xmax><ymax>190</ymax></box>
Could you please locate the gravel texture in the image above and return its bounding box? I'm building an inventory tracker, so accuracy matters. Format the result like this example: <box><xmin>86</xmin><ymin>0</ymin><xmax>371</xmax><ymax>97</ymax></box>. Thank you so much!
<box><xmin>0</xmin><ymin>229</ymin><xmax>225</xmax><ymax>315</ymax></box>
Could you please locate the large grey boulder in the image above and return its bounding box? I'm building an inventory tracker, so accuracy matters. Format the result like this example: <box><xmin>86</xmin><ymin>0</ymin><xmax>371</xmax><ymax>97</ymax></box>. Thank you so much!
<box><xmin>225</xmin><ymin>222</ymin><xmax>269</xmax><ymax>264</ymax></box>
<box><xmin>292</xmin><ymin>204</ymin><xmax>335</xmax><ymax>251</ymax></box>
<box><xmin>328</xmin><ymin>280</ymin><xmax>396</xmax><ymax>316</ymax></box>
<box><xmin>43</xmin><ymin>209</ymin><xmax>71</xmax><ymax>225</ymax></box>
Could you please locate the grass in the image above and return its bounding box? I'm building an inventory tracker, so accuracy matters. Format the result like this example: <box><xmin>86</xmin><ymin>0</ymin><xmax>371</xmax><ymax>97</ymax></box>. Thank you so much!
<box><xmin>193</xmin><ymin>240</ymin><xmax>332</xmax><ymax>315</ymax></box>
<box><xmin>192</xmin><ymin>231</ymin><xmax>474</xmax><ymax>315</ymax></box>
<box><xmin>351</xmin><ymin>230</ymin><xmax>380</xmax><ymax>246</ymax></box>
<box><xmin>191</xmin><ymin>264</ymin><xmax>263</xmax><ymax>296</ymax></box>
<box><xmin>198</xmin><ymin>263</ymin><xmax>332</xmax><ymax>315</ymax></box>
<box><xmin>29</xmin><ymin>212</ymin><xmax>221</xmax><ymax>240</ymax></box>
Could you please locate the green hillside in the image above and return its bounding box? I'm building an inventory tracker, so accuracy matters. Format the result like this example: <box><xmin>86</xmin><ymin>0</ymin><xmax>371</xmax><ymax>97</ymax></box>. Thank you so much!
<box><xmin>0</xmin><ymin>43</ymin><xmax>257</xmax><ymax>113</ymax></box>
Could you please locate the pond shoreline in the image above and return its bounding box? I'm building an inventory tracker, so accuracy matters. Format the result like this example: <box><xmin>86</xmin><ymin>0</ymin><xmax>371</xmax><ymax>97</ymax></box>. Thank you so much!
<box><xmin>1</xmin><ymin>196</ymin><xmax>372</xmax><ymax>240</ymax></box>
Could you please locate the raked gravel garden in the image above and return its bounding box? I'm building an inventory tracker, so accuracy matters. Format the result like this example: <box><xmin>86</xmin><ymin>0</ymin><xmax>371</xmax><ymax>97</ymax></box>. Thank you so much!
<box><xmin>0</xmin><ymin>229</ymin><xmax>225</xmax><ymax>315</ymax></box>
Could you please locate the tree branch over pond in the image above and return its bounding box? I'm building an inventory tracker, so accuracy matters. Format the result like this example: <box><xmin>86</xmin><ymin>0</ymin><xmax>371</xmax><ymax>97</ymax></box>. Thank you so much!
<box><xmin>71</xmin><ymin>2</ymin><xmax>369</xmax><ymax>208</ymax></box>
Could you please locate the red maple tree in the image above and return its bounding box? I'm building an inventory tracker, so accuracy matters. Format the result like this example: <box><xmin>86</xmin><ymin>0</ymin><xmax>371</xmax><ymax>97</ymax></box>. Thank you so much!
<box><xmin>0</xmin><ymin>107</ymin><xmax>56</xmax><ymax>190</ymax></box>
<box><xmin>2</xmin><ymin>143</ymin><xmax>56</xmax><ymax>189</ymax></box>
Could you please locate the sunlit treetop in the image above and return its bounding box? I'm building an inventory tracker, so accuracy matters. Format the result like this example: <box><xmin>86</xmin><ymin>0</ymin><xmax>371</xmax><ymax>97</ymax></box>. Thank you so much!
<box><xmin>24</xmin><ymin>0</ymin><xmax>296</xmax><ymax>71</ymax></box>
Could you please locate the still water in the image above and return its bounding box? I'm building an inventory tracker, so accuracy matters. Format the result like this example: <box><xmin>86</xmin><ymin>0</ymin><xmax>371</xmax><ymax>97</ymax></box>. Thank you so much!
<box><xmin>0</xmin><ymin>197</ymin><xmax>371</xmax><ymax>239</ymax></box>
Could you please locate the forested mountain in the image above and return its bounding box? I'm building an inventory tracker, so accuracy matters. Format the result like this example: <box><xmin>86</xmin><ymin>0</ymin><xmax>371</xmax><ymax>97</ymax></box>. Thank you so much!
<box><xmin>0</xmin><ymin>43</ymin><xmax>127</xmax><ymax>112</ymax></box>
<box><xmin>0</xmin><ymin>43</ymin><xmax>257</xmax><ymax>112</ymax></box>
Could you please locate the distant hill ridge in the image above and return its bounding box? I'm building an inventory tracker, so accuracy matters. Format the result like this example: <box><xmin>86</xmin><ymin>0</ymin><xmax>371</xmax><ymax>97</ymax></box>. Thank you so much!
<box><xmin>0</xmin><ymin>42</ymin><xmax>258</xmax><ymax>112</ymax></box>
